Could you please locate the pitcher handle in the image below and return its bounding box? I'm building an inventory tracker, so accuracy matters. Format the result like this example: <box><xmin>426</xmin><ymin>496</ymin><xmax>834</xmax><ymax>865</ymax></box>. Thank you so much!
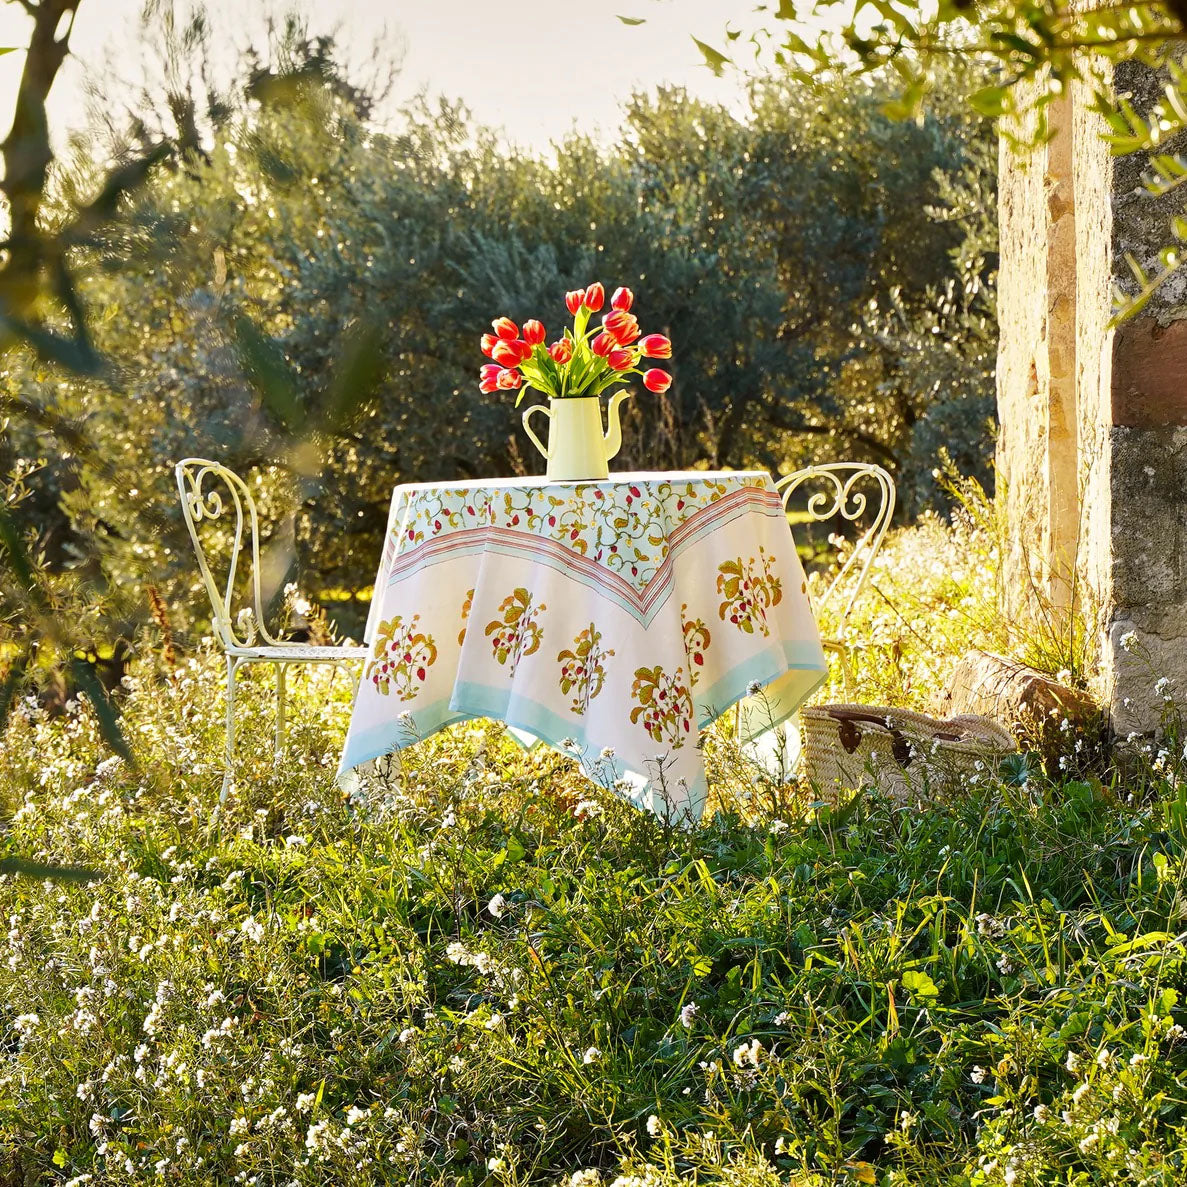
<box><xmin>522</xmin><ymin>403</ymin><xmax>551</xmax><ymax>461</ymax></box>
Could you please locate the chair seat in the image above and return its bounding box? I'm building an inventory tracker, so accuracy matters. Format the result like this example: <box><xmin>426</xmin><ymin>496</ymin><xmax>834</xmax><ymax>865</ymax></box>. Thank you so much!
<box><xmin>227</xmin><ymin>644</ymin><xmax>369</xmax><ymax>662</ymax></box>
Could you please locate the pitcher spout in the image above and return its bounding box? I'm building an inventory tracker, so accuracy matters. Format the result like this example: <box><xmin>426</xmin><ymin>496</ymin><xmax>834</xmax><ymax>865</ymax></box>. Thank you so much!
<box><xmin>603</xmin><ymin>389</ymin><xmax>632</xmax><ymax>463</ymax></box>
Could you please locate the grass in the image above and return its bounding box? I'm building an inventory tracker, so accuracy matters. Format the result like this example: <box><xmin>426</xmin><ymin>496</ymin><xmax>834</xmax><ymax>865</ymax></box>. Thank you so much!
<box><xmin>1</xmin><ymin>512</ymin><xmax>1186</xmax><ymax>1186</ymax></box>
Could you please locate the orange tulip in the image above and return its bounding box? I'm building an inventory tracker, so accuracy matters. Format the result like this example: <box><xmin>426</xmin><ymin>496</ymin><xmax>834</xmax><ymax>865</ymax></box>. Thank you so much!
<box><xmin>584</xmin><ymin>282</ymin><xmax>605</xmax><ymax>311</ymax></box>
<box><xmin>643</xmin><ymin>368</ymin><xmax>671</xmax><ymax>393</ymax></box>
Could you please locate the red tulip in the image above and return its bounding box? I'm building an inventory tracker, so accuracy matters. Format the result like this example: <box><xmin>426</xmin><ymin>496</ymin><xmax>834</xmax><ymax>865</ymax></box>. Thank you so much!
<box><xmin>608</xmin><ymin>348</ymin><xmax>633</xmax><ymax>370</ymax></box>
<box><xmin>603</xmin><ymin>309</ymin><xmax>640</xmax><ymax>344</ymax></box>
<box><xmin>513</xmin><ymin>339</ymin><xmax>534</xmax><ymax>362</ymax></box>
<box><xmin>492</xmin><ymin>340</ymin><xmax>522</xmax><ymax>367</ymax></box>
<box><xmin>611</xmin><ymin>286</ymin><xmax>634</xmax><ymax>311</ymax></box>
<box><xmin>639</xmin><ymin>333</ymin><xmax>672</xmax><ymax>359</ymax></box>
<box><xmin>591</xmin><ymin>331</ymin><xmax>615</xmax><ymax>358</ymax></box>
<box><xmin>616</xmin><ymin>317</ymin><xmax>641</xmax><ymax>345</ymax></box>
<box><xmin>584</xmin><ymin>282</ymin><xmax>605</xmax><ymax>311</ymax></box>
<box><xmin>643</xmin><ymin>368</ymin><xmax>671</xmax><ymax>393</ymax></box>
<box><xmin>492</xmin><ymin>317</ymin><xmax>519</xmax><ymax>340</ymax></box>
<box><xmin>496</xmin><ymin>368</ymin><xmax>521</xmax><ymax>390</ymax></box>
<box><xmin>549</xmin><ymin>339</ymin><xmax>573</xmax><ymax>364</ymax></box>
<box><xmin>480</xmin><ymin>363</ymin><xmax>502</xmax><ymax>382</ymax></box>
<box><xmin>480</xmin><ymin>333</ymin><xmax>498</xmax><ymax>357</ymax></box>
<box><xmin>479</xmin><ymin>376</ymin><xmax>499</xmax><ymax>394</ymax></box>
<box><xmin>565</xmin><ymin>289</ymin><xmax>586</xmax><ymax>315</ymax></box>
<box><xmin>522</xmin><ymin>319</ymin><xmax>546</xmax><ymax>346</ymax></box>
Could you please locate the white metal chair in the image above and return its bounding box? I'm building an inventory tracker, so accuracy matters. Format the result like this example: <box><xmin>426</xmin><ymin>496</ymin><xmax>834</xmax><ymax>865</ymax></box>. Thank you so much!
<box><xmin>775</xmin><ymin>462</ymin><xmax>897</xmax><ymax>696</ymax></box>
<box><xmin>175</xmin><ymin>458</ymin><xmax>367</xmax><ymax>801</ymax></box>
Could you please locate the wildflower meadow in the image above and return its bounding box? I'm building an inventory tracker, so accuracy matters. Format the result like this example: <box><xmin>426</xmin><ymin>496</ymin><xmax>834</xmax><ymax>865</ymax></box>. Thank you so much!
<box><xmin>3</xmin><ymin>514</ymin><xmax>1187</xmax><ymax>1186</ymax></box>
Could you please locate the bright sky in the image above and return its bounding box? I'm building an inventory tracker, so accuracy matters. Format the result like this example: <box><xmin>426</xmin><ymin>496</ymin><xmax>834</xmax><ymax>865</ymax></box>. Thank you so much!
<box><xmin>0</xmin><ymin>0</ymin><xmax>772</xmax><ymax>152</ymax></box>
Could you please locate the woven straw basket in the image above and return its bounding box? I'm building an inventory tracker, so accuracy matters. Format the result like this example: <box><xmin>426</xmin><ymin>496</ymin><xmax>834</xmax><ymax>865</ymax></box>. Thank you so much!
<box><xmin>800</xmin><ymin>704</ymin><xmax>1016</xmax><ymax>800</ymax></box>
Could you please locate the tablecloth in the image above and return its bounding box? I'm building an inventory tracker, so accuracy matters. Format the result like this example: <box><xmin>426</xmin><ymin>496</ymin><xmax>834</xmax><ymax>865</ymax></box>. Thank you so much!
<box><xmin>339</xmin><ymin>471</ymin><xmax>827</xmax><ymax>822</ymax></box>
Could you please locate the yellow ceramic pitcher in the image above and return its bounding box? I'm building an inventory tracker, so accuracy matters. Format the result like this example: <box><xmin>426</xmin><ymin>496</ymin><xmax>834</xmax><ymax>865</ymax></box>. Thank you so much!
<box><xmin>522</xmin><ymin>391</ymin><xmax>632</xmax><ymax>481</ymax></box>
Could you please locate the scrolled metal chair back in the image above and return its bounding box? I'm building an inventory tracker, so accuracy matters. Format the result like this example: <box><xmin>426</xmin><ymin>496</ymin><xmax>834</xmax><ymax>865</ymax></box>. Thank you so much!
<box><xmin>175</xmin><ymin>458</ymin><xmax>285</xmax><ymax>649</ymax></box>
<box><xmin>775</xmin><ymin>462</ymin><xmax>896</xmax><ymax>638</ymax></box>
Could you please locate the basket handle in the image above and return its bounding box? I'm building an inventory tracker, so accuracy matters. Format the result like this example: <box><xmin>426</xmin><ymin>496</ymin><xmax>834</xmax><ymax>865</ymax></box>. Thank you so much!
<box><xmin>830</xmin><ymin>709</ymin><xmax>915</xmax><ymax>768</ymax></box>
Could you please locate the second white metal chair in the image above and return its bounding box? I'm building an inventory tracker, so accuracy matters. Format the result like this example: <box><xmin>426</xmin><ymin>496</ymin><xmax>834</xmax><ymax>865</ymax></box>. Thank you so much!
<box><xmin>175</xmin><ymin>458</ymin><xmax>367</xmax><ymax>802</ymax></box>
<box><xmin>775</xmin><ymin>462</ymin><xmax>897</xmax><ymax>695</ymax></box>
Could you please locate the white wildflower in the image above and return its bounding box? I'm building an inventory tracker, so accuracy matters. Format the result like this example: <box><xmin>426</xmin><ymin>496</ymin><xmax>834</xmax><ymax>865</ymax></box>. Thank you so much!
<box><xmin>679</xmin><ymin>1002</ymin><xmax>698</xmax><ymax>1028</ymax></box>
<box><xmin>732</xmin><ymin>1038</ymin><xmax>762</xmax><ymax>1068</ymax></box>
<box><xmin>240</xmin><ymin>916</ymin><xmax>265</xmax><ymax>943</ymax></box>
<box><xmin>582</xmin><ymin>1046</ymin><xmax>601</xmax><ymax>1065</ymax></box>
<box><xmin>487</xmin><ymin>894</ymin><xmax>507</xmax><ymax>918</ymax></box>
<box><xmin>646</xmin><ymin>1114</ymin><xmax>662</xmax><ymax>1137</ymax></box>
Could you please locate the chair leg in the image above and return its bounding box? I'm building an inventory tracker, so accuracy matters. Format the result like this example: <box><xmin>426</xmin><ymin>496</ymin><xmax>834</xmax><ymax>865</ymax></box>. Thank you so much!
<box><xmin>838</xmin><ymin>643</ymin><xmax>856</xmax><ymax>699</ymax></box>
<box><xmin>221</xmin><ymin>656</ymin><xmax>238</xmax><ymax>804</ymax></box>
<box><xmin>275</xmin><ymin>662</ymin><xmax>287</xmax><ymax>761</ymax></box>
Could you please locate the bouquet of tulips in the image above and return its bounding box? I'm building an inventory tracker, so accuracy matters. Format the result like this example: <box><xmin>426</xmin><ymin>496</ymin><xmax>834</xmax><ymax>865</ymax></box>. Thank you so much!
<box><xmin>478</xmin><ymin>283</ymin><xmax>672</xmax><ymax>406</ymax></box>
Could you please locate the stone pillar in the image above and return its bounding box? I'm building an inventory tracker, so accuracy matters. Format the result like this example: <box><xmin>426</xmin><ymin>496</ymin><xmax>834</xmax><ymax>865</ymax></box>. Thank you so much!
<box><xmin>996</xmin><ymin>60</ymin><xmax>1187</xmax><ymax>736</ymax></box>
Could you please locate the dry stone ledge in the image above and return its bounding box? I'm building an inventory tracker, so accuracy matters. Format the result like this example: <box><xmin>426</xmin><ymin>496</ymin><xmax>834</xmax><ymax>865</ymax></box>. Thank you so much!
<box><xmin>939</xmin><ymin>650</ymin><xmax>1097</xmax><ymax>731</ymax></box>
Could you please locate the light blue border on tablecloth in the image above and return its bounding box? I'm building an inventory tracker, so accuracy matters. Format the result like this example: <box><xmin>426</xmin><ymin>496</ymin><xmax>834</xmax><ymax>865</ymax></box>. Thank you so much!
<box><xmin>337</xmin><ymin>643</ymin><xmax>828</xmax><ymax>825</ymax></box>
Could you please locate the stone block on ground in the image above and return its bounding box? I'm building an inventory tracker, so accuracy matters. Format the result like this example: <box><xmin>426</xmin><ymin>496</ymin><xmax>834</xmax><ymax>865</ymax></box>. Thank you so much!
<box><xmin>938</xmin><ymin>649</ymin><xmax>1097</xmax><ymax>732</ymax></box>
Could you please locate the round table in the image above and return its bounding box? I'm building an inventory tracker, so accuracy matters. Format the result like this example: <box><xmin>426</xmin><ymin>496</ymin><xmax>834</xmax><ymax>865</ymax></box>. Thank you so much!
<box><xmin>338</xmin><ymin>471</ymin><xmax>827</xmax><ymax>823</ymax></box>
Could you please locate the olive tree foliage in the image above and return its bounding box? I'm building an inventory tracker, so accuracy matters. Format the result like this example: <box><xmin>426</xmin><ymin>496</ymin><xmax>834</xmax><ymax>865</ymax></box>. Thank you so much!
<box><xmin>7</xmin><ymin>61</ymin><xmax>997</xmax><ymax>636</ymax></box>
<box><xmin>694</xmin><ymin>0</ymin><xmax>1187</xmax><ymax>317</ymax></box>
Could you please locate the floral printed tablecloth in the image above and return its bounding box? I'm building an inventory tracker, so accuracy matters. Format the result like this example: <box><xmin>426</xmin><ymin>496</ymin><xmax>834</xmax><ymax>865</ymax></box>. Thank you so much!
<box><xmin>339</xmin><ymin>471</ymin><xmax>827</xmax><ymax>822</ymax></box>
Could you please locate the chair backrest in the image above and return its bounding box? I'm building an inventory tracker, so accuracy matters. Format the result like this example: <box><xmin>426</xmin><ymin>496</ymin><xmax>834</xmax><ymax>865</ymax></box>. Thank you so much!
<box><xmin>775</xmin><ymin>462</ymin><xmax>896</xmax><ymax>640</ymax></box>
<box><xmin>175</xmin><ymin>458</ymin><xmax>287</xmax><ymax>649</ymax></box>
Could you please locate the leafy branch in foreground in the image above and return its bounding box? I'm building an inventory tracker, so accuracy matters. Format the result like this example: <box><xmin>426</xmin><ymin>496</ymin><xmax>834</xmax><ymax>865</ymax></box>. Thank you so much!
<box><xmin>673</xmin><ymin>0</ymin><xmax>1187</xmax><ymax>322</ymax></box>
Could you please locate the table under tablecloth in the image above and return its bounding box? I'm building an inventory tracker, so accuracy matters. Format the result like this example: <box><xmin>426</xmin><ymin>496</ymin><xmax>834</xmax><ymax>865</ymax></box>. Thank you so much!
<box><xmin>339</xmin><ymin>471</ymin><xmax>827</xmax><ymax>822</ymax></box>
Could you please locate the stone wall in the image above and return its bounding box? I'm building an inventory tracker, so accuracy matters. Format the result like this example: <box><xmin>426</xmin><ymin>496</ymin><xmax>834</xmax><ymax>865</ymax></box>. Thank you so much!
<box><xmin>997</xmin><ymin>59</ymin><xmax>1187</xmax><ymax>735</ymax></box>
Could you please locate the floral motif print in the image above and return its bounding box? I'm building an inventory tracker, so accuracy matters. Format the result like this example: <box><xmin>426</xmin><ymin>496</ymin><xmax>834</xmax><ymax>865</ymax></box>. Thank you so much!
<box><xmin>557</xmin><ymin>624</ymin><xmax>615</xmax><ymax>715</ymax></box>
<box><xmin>680</xmin><ymin>603</ymin><xmax>711</xmax><ymax>687</ymax></box>
<box><xmin>485</xmin><ymin>588</ymin><xmax>547</xmax><ymax>673</ymax></box>
<box><xmin>390</xmin><ymin>475</ymin><xmax>745</xmax><ymax>590</ymax></box>
<box><xmin>458</xmin><ymin>588</ymin><xmax>475</xmax><ymax>646</ymax></box>
<box><xmin>367</xmin><ymin>615</ymin><xmax>438</xmax><ymax>700</ymax></box>
<box><xmin>717</xmin><ymin>547</ymin><xmax>783</xmax><ymax>637</ymax></box>
<box><xmin>630</xmin><ymin>665</ymin><xmax>693</xmax><ymax>749</ymax></box>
